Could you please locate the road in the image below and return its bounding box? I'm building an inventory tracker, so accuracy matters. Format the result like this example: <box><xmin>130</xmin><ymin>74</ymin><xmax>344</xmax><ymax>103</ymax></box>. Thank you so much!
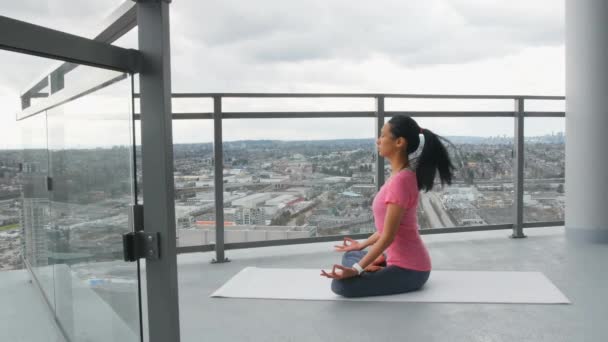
<box><xmin>419</xmin><ymin>192</ymin><xmax>455</xmax><ymax>228</ymax></box>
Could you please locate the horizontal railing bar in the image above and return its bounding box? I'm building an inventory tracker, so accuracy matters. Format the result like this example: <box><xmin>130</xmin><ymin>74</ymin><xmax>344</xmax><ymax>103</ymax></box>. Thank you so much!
<box><xmin>524</xmin><ymin>112</ymin><xmax>566</xmax><ymax>117</ymax></box>
<box><xmin>523</xmin><ymin>221</ymin><xmax>564</xmax><ymax>228</ymax></box>
<box><xmin>135</xmin><ymin>93</ymin><xmax>377</xmax><ymax>98</ymax></box>
<box><xmin>222</xmin><ymin>111</ymin><xmax>376</xmax><ymax>119</ymax></box>
<box><xmin>177</xmin><ymin>233</ymin><xmax>373</xmax><ymax>254</ymax></box>
<box><xmin>419</xmin><ymin>224</ymin><xmax>513</xmax><ymax>235</ymax></box>
<box><xmin>226</xmin><ymin>233</ymin><xmax>373</xmax><ymax>249</ymax></box>
<box><xmin>388</xmin><ymin>111</ymin><xmax>516</xmax><ymax>118</ymax></box>
<box><xmin>134</xmin><ymin>93</ymin><xmax>565</xmax><ymax>100</ymax></box>
<box><xmin>177</xmin><ymin>245</ymin><xmax>216</xmax><ymax>253</ymax></box>
<box><xmin>133</xmin><ymin>111</ymin><xmax>566</xmax><ymax>120</ymax></box>
<box><xmin>175</xmin><ymin>223</ymin><xmax>564</xmax><ymax>254</ymax></box>
<box><xmin>133</xmin><ymin>113</ymin><xmax>214</xmax><ymax>120</ymax></box>
<box><xmin>387</xmin><ymin>94</ymin><xmax>564</xmax><ymax>100</ymax></box>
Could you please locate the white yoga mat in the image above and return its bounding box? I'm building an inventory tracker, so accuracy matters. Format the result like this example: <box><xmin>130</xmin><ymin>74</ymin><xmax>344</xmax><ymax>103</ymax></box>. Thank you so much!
<box><xmin>211</xmin><ymin>267</ymin><xmax>570</xmax><ymax>304</ymax></box>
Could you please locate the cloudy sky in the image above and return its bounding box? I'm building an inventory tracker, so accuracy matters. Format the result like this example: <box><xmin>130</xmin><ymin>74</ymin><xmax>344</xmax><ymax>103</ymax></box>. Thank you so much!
<box><xmin>1</xmin><ymin>0</ymin><xmax>565</xmax><ymax>149</ymax></box>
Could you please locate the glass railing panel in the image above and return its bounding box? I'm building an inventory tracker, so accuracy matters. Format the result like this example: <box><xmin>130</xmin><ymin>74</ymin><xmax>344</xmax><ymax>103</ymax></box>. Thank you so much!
<box><xmin>523</xmin><ymin>117</ymin><xmax>565</xmax><ymax>223</ymax></box>
<box><xmin>384</xmin><ymin>117</ymin><xmax>515</xmax><ymax>229</ymax></box>
<box><xmin>3</xmin><ymin>48</ymin><xmax>63</xmax><ymax>308</ymax></box>
<box><xmin>46</xmin><ymin>65</ymin><xmax>139</xmax><ymax>341</ymax></box>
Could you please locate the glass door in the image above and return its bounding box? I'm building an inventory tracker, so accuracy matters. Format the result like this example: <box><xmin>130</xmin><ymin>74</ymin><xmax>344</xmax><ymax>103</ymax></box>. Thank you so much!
<box><xmin>43</xmin><ymin>64</ymin><xmax>142</xmax><ymax>342</ymax></box>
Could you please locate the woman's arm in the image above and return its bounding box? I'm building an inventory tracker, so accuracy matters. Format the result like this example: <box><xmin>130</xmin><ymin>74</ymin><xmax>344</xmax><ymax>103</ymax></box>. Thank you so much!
<box><xmin>359</xmin><ymin>232</ymin><xmax>380</xmax><ymax>249</ymax></box>
<box><xmin>335</xmin><ymin>232</ymin><xmax>380</xmax><ymax>252</ymax></box>
<box><xmin>321</xmin><ymin>204</ymin><xmax>405</xmax><ymax>280</ymax></box>
<box><xmin>355</xmin><ymin>203</ymin><xmax>404</xmax><ymax>269</ymax></box>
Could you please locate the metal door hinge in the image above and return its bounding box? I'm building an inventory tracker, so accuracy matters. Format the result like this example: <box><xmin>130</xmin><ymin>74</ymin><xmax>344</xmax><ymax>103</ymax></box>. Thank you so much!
<box><xmin>123</xmin><ymin>231</ymin><xmax>160</xmax><ymax>262</ymax></box>
<box><xmin>123</xmin><ymin>205</ymin><xmax>160</xmax><ymax>261</ymax></box>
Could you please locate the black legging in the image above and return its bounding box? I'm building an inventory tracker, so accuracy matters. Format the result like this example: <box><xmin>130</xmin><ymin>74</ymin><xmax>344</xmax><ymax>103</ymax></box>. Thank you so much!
<box><xmin>331</xmin><ymin>250</ymin><xmax>430</xmax><ymax>298</ymax></box>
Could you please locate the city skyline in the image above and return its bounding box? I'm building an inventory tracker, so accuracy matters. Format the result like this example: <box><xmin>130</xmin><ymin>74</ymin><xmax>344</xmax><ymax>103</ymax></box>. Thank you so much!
<box><xmin>2</xmin><ymin>136</ymin><xmax>565</xmax><ymax>254</ymax></box>
<box><xmin>2</xmin><ymin>130</ymin><xmax>566</xmax><ymax>151</ymax></box>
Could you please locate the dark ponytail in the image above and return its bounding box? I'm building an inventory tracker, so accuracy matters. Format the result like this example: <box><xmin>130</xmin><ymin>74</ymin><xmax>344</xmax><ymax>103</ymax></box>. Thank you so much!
<box><xmin>387</xmin><ymin>115</ymin><xmax>455</xmax><ymax>192</ymax></box>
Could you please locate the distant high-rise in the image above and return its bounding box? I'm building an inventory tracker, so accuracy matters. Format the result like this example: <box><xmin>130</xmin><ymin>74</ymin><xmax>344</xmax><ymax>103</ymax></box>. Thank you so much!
<box><xmin>20</xmin><ymin>198</ymin><xmax>50</xmax><ymax>266</ymax></box>
<box><xmin>20</xmin><ymin>162</ymin><xmax>50</xmax><ymax>267</ymax></box>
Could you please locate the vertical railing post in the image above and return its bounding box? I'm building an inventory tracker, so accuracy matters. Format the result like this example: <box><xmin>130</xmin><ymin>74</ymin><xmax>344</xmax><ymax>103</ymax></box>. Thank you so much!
<box><xmin>137</xmin><ymin>1</ymin><xmax>181</xmax><ymax>341</ymax></box>
<box><xmin>375</xmin><ymin>96</ymin><xmax>385</xmax><ymax>191</ymax></box>
<box><xmin>212</xmin><ymin>95</ymin><xmax>229</xmax><ymax>263</ymax></box>
<box><xmin>512</xmin><ymin>97</ymin><xmax>526</xmax><ymax>238</ymax></box>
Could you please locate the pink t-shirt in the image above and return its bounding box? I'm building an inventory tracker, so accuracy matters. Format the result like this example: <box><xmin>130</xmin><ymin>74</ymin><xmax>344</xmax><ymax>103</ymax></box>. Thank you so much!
<box><xmin>371</xmin><ymin>169</ymin><xmax>431</xmax><ymax>271</ymax></box>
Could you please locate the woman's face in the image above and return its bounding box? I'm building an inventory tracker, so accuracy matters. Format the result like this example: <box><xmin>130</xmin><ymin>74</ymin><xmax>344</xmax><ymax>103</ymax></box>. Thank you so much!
<box><xmin>376</xmin><ymin>123</ymin><xmax>406</xmax><ymax>159</ymax></box>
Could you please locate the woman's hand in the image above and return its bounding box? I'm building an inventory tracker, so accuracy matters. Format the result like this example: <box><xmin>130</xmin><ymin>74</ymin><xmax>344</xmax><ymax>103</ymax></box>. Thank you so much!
<box><xmin>320</xmin><ymin>264</ymin><xmax>359</xmax><ymax>280</ymax></box>
<box><xmin>334</xmin><ymin>237</ymin><xmax>362</xmax><ymax>252</ymax></box>
<box><xmin>364</xmin><ymin>265</ymin><xmax>384</xmax><ymax>272</ymax></box>
<box><xmin>372</xmin><ymin>253</ymin><xmax>386</xmax><ymax>266</ymax></box>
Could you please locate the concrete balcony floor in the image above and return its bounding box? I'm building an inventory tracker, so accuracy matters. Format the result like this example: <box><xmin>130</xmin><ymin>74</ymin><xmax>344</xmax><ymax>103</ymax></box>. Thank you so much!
<box><xmin>4</xmin><ymin>226</ymin><xmax>608</xmax><ymax>341</ymax></box>
<box><xmin>177</xmin><ymin>226</ymin><xmax>607</xmax><ymax>342</ymax></box>
<box><xmin>0</xmin><ymin>268</ymin><xmax>65</xmax><ymax>342</ymax></box>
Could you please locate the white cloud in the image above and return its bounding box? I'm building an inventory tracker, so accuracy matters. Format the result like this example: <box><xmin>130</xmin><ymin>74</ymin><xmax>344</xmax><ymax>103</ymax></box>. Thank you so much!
<box><xmin>173</xmin><ymin>0</ymin><xmax>563</xmax><ymax>66</ymax></box>
<box><xmin>1</xmin><ymin>0</ymin><xmax>565</xmax><ymax>149</ymax></box>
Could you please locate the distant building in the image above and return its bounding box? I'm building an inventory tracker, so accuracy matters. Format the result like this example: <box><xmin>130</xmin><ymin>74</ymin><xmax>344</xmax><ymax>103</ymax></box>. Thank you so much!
<box><xmin>234</xmin><ymin>207</ymin><xmax>265</xmax><ymax>225</ymax></box>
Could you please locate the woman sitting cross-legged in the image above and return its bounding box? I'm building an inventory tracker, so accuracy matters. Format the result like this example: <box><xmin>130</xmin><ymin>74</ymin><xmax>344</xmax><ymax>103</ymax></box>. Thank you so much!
<box><xmin>321</xmin><ymin>115</ymin><xmax>454</xmax><ymax>298</ymax></box>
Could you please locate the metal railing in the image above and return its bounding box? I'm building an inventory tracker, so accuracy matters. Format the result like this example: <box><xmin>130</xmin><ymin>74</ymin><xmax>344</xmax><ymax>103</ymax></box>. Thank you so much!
<box><xmin>135</xmin><ymin>92</ymin><xmax>565</xmax><ymax>262</ymax></box>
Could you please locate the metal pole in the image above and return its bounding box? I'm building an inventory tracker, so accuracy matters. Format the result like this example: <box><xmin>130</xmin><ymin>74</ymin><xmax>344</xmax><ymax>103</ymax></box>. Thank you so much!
<box><xmin>137</xmin><ymin>1</ymin><xmax>181</xmax><ymax>341</ymax></box>
<box><xmin>212</xmin><ymin>96</ymin><xmax>229</xmax><ymax>263</ymax></box>
<box><xmin>375</xmin><ymin>96</ymin><xmax>385</xmax><ymax>190</ymax></box>
<box><xmin>512</xmin><ymin>98</ymin><xmax>526</xmax><ymax>238</ymax></box>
